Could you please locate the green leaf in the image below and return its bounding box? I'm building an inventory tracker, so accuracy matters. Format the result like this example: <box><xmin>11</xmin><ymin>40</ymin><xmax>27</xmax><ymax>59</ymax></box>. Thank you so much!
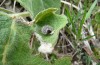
<box><xmin>35</xmin><ymin>8</ymin><xmax>57</xmax><ymax>23</ymax></box>
<box><xmin>77</xmin><ymin>12</ymin><xmax>86</xmax><ymax>39</ymax></box>
<box><xmin>0</xmin><ymin>12</ymin><xmax>51</xmax><ymax>65</ymax></box>
<box><xmin>95</xmin><ymin>12</ymin><xmax>100</xmax><ymax>24</ymax></box>
<box><xmin>54</xmin><ymin>57</ymin><xmax>72</xmax><ymax>65</ymax></box>
<box><xmin>34</xmin><ymin>8</ymin><xmax>68</xmax><ymax>46</ymax></box>
<box><xmin>17</xmin><ymin>0</ymin><xmax>60</xmax><ymax>18</ymax></box>
<box><xmin>85</xmin><ymin>0</ymin><xmax>97</xmax><ymax>20</ymax></box>
<box><xmin>0</xmin><ymin>12</ymin><xmax>12</xmax><ymax>65</ymax></box>
<box><xmin>81</xmin><ymin>35</ymin><xmax>95</xmax><ymax>41</ymax></box>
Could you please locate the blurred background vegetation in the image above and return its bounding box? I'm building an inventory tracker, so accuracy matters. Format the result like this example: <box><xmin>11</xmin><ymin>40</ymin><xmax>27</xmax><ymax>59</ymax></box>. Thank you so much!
<box><xmin>0</xmin><ymin>0</ymin><xmax>100</xmax><ymax>65</ymax></box>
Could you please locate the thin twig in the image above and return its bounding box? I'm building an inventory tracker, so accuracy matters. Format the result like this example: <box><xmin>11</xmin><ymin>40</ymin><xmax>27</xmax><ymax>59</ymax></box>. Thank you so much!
<box><xmin>0</xmin><ymin>0</ymin><xmax>6</xmax><ymax>6</ymax></box>
<box><xmin>61</xmin><ymin>0</ymin><xmax>66</xmax><ymax>14</ymax></box>
<box><xmin>13</xmin><ymin>0</ymin><xmax>16</xmax><ymax>12</ymax></box>
<box><xmin>61</xmin><ymin>0</ymin><xmax>80</xmax><ymax>11</ymax></box>
<box><xmin>10</xmin><ymin>12</ymin><xmax>34</xmax><ymax>25</ymax></box>
<box><xmin>10</xmin><ymin>12</ymin><xmax>30</xmax><ymax>18</ymax></box>
<box><xmin>45</xmin><ymin>53</ymin><xmax>49</xmax><ymax>61</ymax></box>
<box><xmin>17</xmin><ymin>17</ymin><xmax>34</xmax><ymax>26</ymax></box>
<box><xmin>0</xmin><ymin>7</ymin><xmax>13</xmax><ymax>13</ymax></box>
<box><xmin>60</xmin><ymin>31</ymin><xmax>75</xmax><ymax>49</ymax></box>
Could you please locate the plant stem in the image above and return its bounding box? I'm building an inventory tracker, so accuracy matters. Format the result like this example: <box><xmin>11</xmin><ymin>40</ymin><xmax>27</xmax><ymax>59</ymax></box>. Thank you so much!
<box><xmin>9</xmin><ymin>12</ymin><xmax>34</xmax><ymax>26</ymax></box>
<box><xmin>60</xmin><ymin>31</ymin><xmax>75</xmax><ymax>49</ymax></box>
<box><xmin>61</xmin><ymin>0</ymin><xmax>80</xmax><ymax>11</ymax></box>
<box><xmin>10</xmin><ymin>12</ymin><xmax>30</xmax><ymax>18</ymax></box>
<box><xmin>0</xmin><ymin>7</ymin><xmax>13</xmax><ymax>13</ymax></box>
<box><xmin>45</xmin><ymin>53</ymin><xmax>49</xmax><ymax>61</ymax></box>
<box><xmin>13</xmin><ymin>0</ymin><xmax>17</xmax><ymax>12</ymax></box>
<box><xmin>0</xmin><ymin>0</ymin><xmax>6</xmax><ymax>6</ymax></box>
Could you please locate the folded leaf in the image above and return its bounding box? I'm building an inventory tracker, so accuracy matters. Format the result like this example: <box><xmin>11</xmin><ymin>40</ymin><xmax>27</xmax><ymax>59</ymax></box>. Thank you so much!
<box><xmin>34</xmin><ymin>8</ymin><xmax>68</xmax><ymax>46</ymax></box>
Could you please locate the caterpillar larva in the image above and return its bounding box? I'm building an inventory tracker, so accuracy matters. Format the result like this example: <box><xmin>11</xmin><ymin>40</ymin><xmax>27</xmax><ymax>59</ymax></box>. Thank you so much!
<box><xmin>41</xmin><ymin>25</ymin><xmax>54</xmax><ymax>35</ymax></box>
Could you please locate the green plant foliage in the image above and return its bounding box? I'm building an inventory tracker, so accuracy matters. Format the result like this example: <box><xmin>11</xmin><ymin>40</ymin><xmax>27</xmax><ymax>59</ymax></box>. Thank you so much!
<box><xmin>0</xmin><ymin>12</ymin><xmax>12</xmax><ymax>65</ymax></box>
<box><xmin>97</xmin><ymin>62</ymin><xmax>100</xmax><ymax>65</ymax></box>
<box><xmin>0</xmin><ymin>12</ymin><xmax>52</xmax><ymax>65</ymax></box>
<box><xmin>95</xmin><ymin>12</ymin><xmax>100</xmax><ymax>24</ymax></box>
<box><xmin>16</xmin><ymin>0</ymin><xmax>60</xmax><ymax>18</ymax></box>
<box><xmin>91</xmin><ymin>43</ymin><xmax>100</xmax><ymax>60</ymax></box>
<box><xmin>0</xmin><ymin>8</ymin><xmax>69</xmax><ymax>65</ymax></box>
<box><xmin>1</xmin><ymin>0</ymin><xmax>99</xmax><ymax>65</ymax></box>
<box><xmin>85</xmin><ymin>0</ymin><xmax>97</xmax><ymax>20</ymax></box>
<box><xmin>34</xmin><ymin>8</ymin><xmax>68</xmax><ymax>46</ymax></box>
<box><xmin>34</xmin><ymin>8</ymin><xmax>57</xmax><ymax>23</ymax></box>
<box><xmin>54</xmin><ymin>57</ymin><xmax>72</xmax><ymax>65</ymax></box>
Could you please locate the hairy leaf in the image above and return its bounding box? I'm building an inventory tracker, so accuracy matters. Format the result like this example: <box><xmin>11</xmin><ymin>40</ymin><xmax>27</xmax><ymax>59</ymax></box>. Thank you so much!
<box><xmin>54</xmin><ymin>57</ymin><xmax>72</xmax><ymax>65</ymax></box>
<box><xmin>34</xmin><ymin>8</ymin><xmax>68</xmax><ymax>46</ymax></box>
<box><xmin>17</xmin><ymin>0</ymin><xmax>60</xmax><ymax>18</ymax></box>
<box><xmin>0</xmin><ymin>12</ymin><xmax>51</xmax><ymax>65</ymax></box>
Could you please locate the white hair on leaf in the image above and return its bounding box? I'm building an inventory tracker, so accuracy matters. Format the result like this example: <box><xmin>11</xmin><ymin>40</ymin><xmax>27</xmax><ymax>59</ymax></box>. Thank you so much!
<box><xmin>34</xmin><ymin>32</ymin><xmax>54</xmax><ymax>54</ymax></box>
<box><xmin>38</xmin><ymin>43</ymin><xmax>54</xmax><ymax>54</ymax></box>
